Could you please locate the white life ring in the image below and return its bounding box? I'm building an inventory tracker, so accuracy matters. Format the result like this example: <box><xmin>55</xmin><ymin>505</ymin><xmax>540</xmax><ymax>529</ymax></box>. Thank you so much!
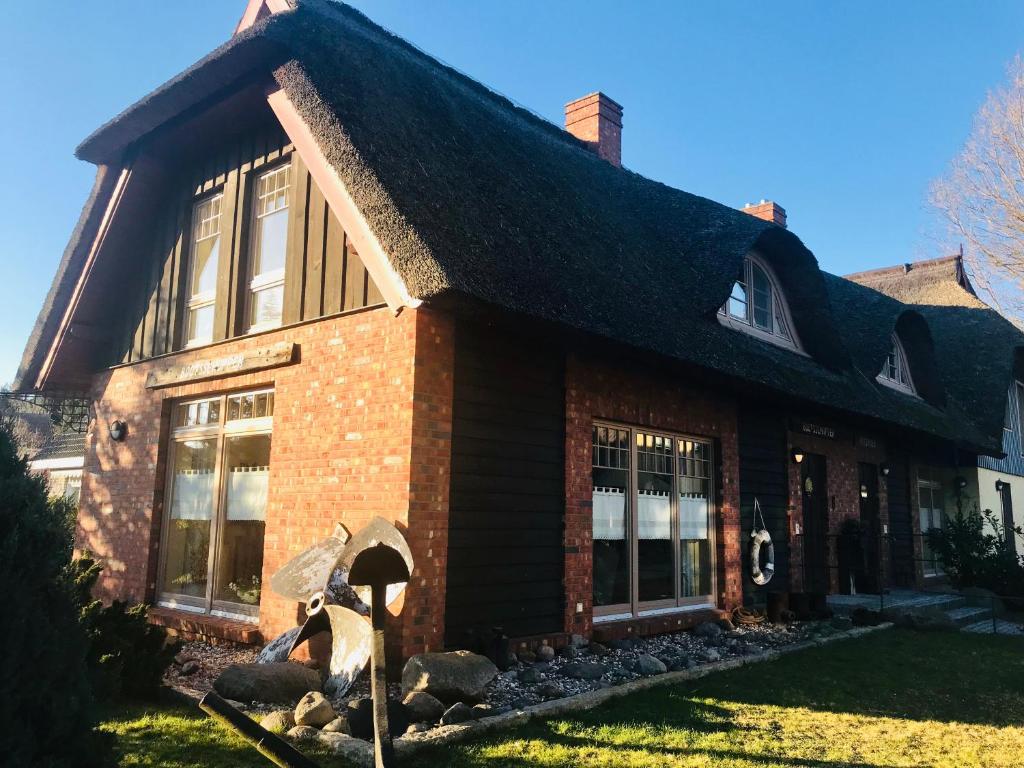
<box><xmin>750</xmin><ymin>529</ymin><xmax>775</xmax><ymax>586</ymax></box>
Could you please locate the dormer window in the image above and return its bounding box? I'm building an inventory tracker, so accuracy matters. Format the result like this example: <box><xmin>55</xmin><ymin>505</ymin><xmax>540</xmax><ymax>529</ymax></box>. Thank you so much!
<box><xmin>877</xmin><ymin>334</ymin><xmax>916</xmax><ymax>395</ymax></box>
<box><xmin>718</xmin><ymin>254</ymin><xmax>800</xmax><ymax>351</ymax></box>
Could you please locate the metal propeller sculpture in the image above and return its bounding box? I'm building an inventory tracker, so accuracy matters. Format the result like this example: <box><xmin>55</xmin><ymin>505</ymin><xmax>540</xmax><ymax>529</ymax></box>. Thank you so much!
<box><xmin>262</xmin><ymin>517</ymin><xmax>414</xmax><ymax>699</ymax></box>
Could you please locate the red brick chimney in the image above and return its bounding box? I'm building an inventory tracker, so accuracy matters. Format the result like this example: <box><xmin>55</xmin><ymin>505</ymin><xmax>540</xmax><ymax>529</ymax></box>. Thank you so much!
<box><xmin>742</xmin><ymin>200</ymin><xmax>787</xmax><ymax>228</ymax></box>
<box><xmin>565</xmin><ymin>92</ymin><xmax>623</xmax><ymax>167</ymax></box>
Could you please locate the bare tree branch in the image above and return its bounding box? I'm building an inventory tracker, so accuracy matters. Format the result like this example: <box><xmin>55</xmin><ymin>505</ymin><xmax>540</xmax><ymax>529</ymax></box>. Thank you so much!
<box><xmin>931</xmin><ymin>56</ymin><xmax>1024</xmax><ymax>325</ymax></box>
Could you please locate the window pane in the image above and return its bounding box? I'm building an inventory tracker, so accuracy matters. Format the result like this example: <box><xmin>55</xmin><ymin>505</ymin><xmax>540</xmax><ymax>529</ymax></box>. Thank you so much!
<box><xmin>250</xmin><ymin>284</ymin><xmax>284</xmax><ymax>329</ymax></box>
<box><xmin>254</xmin><ymin>208</ymin><xmax>289</xmax><ymax>276</ymax></box>
<box><xmin>728</xmin><ymin>280</ymin><xmax>747</xmax><ymax>319</ymax></box>
<box><xmin>214</xmin><ymin>434</ymin><xmax>271</xmax><ymax>606</ymax></box>
<box><xmin>679</xmin><ymin>438</ymin><xmax>712</xmax><ymax>598</ymax></box>
<box><xmin>187</xmin><ymin>303</ymin><xmax>215</xmax><ymax>344</ymax></box>
<box><xmin>164</xmin><ymin>438</ymin><xmax>216</xmax><ymax>599</ymax></box>
<box><xmin>593</xmin><ymin>426</ymin><xmax>630</xmax><ymax>607</ymax></box>
<box><xmin>750</xmin><ymin>264</ymin><xmax>772</xmax><ymax>330</ymax></box>
<box><xmin>189</xmin><ymin>196</ymin><xmax>222</xmax><ymax>297</ymax></box>
<box><xmin>637</xmin><ymin>432</ymin><xmax>674</xmax><ymax>602</ymax></box>
<box><xmin>174</xmin><ymin>398</ymin><xmax>221</xmax><ymax>429</ymax></box>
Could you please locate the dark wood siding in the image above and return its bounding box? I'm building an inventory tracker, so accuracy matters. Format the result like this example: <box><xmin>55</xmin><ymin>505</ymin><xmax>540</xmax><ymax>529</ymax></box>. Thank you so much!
<box><xmin>737</xmin><ymin>406</ymin><xmax>790</xmax><ymax>602</ymax></box>
<box><xmin>116</xmin><ymin>123</ymin><xmax>384</xmax><ymax>365</ymax></box>
<box><xmin>445</xmin><ymin>322</ymin><xmax>566</xmax><ymax>646</ymax></box>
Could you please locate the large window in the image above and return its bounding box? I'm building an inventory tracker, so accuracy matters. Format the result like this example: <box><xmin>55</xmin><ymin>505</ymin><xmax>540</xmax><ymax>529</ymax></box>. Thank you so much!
<box><xmin>247</xmin><ymin>164</ymin><xmax>291</xmax><ymax>332</ymax></box>
<box><xmin>184</xmin><ymin>194</ymin><xmax>223</xmax><ymax>346</ymax></box>
<box><xmin>877</xmin><ymin>333</ymin><xmax>916</xmax><ymax>395</ymax></box>
<box><xmin>718</xmin><ymin>254</ymin><xmax>800</xmax><ymax>351</ymax></box>
<box><xmin>159</xmin><ymin>389</ymin><xmax>274</xmax><ymax>620</ymax></box>
<box><xmin>592</xmin><ymin>424</ymin><xmax>714</xmax><ymax>619</ymax></box>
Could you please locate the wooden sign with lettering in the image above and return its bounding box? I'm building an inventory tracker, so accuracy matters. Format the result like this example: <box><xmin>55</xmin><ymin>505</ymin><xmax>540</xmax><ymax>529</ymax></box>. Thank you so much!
<box><xmin>789</xmin><ymin>418</ymin><xmax>848</xmax><ymax>442</ymax></box>
<box><xmin>146</xmin><ymin>341</ymin><xmax>297</xmax><ymax>389</ymax></box>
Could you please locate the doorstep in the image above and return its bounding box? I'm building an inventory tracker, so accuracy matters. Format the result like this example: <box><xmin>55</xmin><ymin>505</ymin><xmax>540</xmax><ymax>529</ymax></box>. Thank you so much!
<box><xmin>149</xmin><ymin>606</ymin><xmax>263</xmax><ymax>646</ymax></box>
<box><xmin>592</xmin><ymin>606</ymin><xmax>725</xmax><ymax>644</ymax></box>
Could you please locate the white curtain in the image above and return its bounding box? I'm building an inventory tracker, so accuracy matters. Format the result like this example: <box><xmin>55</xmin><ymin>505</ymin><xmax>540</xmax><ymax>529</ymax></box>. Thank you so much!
<box><xmin>227</xmin><ymin>466</ymin><xmax>269</xmax><ymax>521</ymax></box>
<box><xmin>679</xmin><ymin>495</ymin><xmax>709</xmax><ymax>540</ymax></box>
<box><xmin>638</xmin><ymin>489</ymin><xmax>671</xmax><ymax>540</ymax></box>
<box><xmin>171</xmin><ymin>470</ymin><xmax>214</xmax><ymax>521</ymax></box>
<box><xmin>593</xmin><ymin>486</ymin><xmax>626</xmax><ymax>540</ymax></box>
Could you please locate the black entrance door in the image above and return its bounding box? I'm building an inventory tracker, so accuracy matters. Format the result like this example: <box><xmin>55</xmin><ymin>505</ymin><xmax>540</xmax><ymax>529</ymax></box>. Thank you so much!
<box><xmin>858</xmin><ymin>463</ymin><xmax>881</xmax><ymax>593</ymax></box>
<box><xmin>801</xmin><ymin>454</ymin><xmax>829</xmax><ymax>594</ymax></box>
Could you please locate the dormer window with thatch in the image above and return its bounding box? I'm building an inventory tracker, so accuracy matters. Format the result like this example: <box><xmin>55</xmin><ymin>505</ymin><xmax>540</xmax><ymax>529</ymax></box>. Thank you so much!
<box><xmin>877</xmin><ymin>333</ymin><xmax>917</xmax><ymax>395</ymax></box>
<box><xmin>718</xmin><ymin>254</ymin><xmax>801</xmax><ymax>351</ymax></box>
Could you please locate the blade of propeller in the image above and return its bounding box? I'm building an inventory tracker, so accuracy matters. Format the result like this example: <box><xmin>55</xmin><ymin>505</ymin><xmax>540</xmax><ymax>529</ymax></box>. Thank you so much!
<box><xmin>286</xmin><ymin>603</ymin><xmax>372</xmax><ymax>698</ymax></box>
<box><xmin>336</xmin><ymin>516</ymin><xmax>414</xmax><ymax>608</ymax></box>
<box><xmin>269</xmin><ymin>523</ymin><xmax>350</xmax><ymax>603</ymax></box>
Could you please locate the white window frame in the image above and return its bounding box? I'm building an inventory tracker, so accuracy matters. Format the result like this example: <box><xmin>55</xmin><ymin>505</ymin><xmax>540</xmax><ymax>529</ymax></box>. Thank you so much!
<box><xmin>917</xmin><ymin>470</ymin><xmax>944</xmax><ymax>578</ymax></box>
<box><xmin>156</xmin><ymin>389</ymin><xmax>274</xmax><ymax>622</ymax></box>
<box><xmin>718</xmin><ymin>253</ymin><xmax>803</xmax><ymax>352</ymax></box>
<box><xmin>877</xmin><ymin>333</ymin><xmax>918</xmax><ymax>397</ymax></box>
<box><xmin>247</xmin><ymin>162</ymin><xmax>291</xmax><ymax>334</ymax></box>
<box><xmin>184</xmin><ymin>193</ymin><xmax>224</xmax><ymax>348</ymax></box>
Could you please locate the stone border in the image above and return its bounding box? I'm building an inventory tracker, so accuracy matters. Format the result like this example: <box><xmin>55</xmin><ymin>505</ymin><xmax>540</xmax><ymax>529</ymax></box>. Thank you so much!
<box><xmin>386</xmin><ymin>622</ymin><xmax>893</xmax><ymax>763</ymax></box>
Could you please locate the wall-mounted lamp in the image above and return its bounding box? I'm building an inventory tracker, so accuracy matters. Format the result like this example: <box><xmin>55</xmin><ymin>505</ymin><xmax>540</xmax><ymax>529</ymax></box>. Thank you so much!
<box><xmin>108</xmin><ymin>420</ymin><xmax>127</xmax><ymax>442</ymax></box>
<box><xmin>860</xmin><ymin>484</ymin><xmax>869</xmax><ymax>499</ymax></box>
<box><xmin>955</xmin><ymin>475</ymin><xmax>968</xmax><ymax>491</ymax></box>
<box><xmin>996</xmin><ymin>479</ymin><xmax>1007</xmax><ymax>493</ymax></box>
<box><xmin>879</xmin><ymin>463</ymin><xmax>891</xmax><ymax>477</ymax></box>
<box><xmin>791</xmin><ymin>447</ymin><xmax>805</xmax><ymax>464</ymax></box>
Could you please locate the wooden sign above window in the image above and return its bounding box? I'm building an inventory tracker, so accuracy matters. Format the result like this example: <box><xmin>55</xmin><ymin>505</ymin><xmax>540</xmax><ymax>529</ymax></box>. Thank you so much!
<box><xmin>789</xmin><ymin>418</ymin><xmax>849</xmax><ymax>442</ymax></box>
<box><xmin>145</xmin><ymin>341</ymin><xmax>297</xmax><ymax>389</ymax></box>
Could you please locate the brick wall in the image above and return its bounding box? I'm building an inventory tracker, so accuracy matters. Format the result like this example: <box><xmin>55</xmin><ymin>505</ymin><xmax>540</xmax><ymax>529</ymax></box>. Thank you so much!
<box><xmin>76</xmin><ymin>305</ymin><xmax>454</xmax><ymax>658</ymax></box>
<box><xmin>564</xmin><ymin>353</ymin><xmax>743</xmax><ymax>639</ymax></box>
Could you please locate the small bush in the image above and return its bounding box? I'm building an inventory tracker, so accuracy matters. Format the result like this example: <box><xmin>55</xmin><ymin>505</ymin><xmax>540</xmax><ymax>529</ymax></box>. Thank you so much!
<box><xmin>0</xmin><ymin>425</ymin><xmax>109</xmax><ymax>767</ymax></box>
<box><xmin>69</xmin><ymin>553</ymin><xmax>180</xmax><ymax>700</ymax></box>
<box><xmin>926</xmin><ymin>502</ymin><xmax>1024</xmax><ymax>600</ymax></box>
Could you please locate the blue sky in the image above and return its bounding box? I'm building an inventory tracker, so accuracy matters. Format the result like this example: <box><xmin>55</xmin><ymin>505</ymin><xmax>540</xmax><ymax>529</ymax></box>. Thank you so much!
<box><xmin>2</xmin><ymin>0</ymin><xmax>1022</xmax><ymax>385</ymax></box>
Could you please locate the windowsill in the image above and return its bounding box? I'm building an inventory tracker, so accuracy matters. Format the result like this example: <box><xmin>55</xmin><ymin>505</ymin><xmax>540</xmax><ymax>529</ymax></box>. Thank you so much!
<box><xmin>876</xmin><ymin>376</ymin><xmax>920</xmax><ymax>399</ymax></box>
<box><xmin>716</xmin><ymin>313</ymin><xmax>809</xmax><ymax>357</ymax></box>
<box><xmin>594</xmin><ymin>602</ymin><xmax>716</xmax><ymax>624</ymax></box>
<box><xmin>149</xmin><ymin>605</ymin><xmax>263</xmax><ymax>645</ymax></box>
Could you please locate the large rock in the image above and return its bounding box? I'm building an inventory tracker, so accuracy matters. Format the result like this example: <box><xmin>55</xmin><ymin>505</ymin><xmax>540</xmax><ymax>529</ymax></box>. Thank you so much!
<box><xmin>694</xmin><ymin>621</ymin><xmax>722</xmax><ymax>639</ymax></box>
<box><xmin>318</xmin><ymin>732</ymin><xmax>374</xmax><ymax>762</ymax></box>
<box><xmin>321</xmin><ymin>717</ymin><xmax>350</xmax><ymax>734</ymax></box>
<box><xmin>294</xmin><ymin>691</ymin><xmax>336</xmax><ymax>727</ymax></box>
<box><xmin>560</xmin><ymin>661</ymin><xmax>606</xmax><ymax>680</ymax></box>
<box><xmin>286</xmin><ymin>725</ymin><xmax>320</xmax><ymax>742</ymax></box>
<box><xmin>636</xmin><ymin>654</ymin><xmax>667</xmax><ymax>676</ymax></box>
<box><xmin>439</xmin><ymin>702</ymin><xmax>473</xmax><ymax>726</ymax></box>
<box><xmin>401</xmin><ymin>651</ymin><xmax>498</xmax><ymax>703</ymax></box>
<box><xmin>346</xmin><ymin>698</ymin><xmax>410</xmax><ymax>741</ymax></box>
<box><xmin>213</xmin><ymin>663</ymin><xmax>321</xmax><ymax>705</ymax></box>
<box><xmin>401</xmin><ymin>691</ymin><xmax>445</xmax><ymax>723</ymax></box>
<box><xmin>259</xmin><ymin>710</ymin><xmax>295</xmax><ymax>734</ymax></box>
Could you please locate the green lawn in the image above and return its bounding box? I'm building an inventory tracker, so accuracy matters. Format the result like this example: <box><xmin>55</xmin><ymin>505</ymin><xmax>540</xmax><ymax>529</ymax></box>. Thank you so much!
<box><xmin>103</xmin><ymin>628</ymin><xmax>1024</xmax><ymax>768</ymax></box>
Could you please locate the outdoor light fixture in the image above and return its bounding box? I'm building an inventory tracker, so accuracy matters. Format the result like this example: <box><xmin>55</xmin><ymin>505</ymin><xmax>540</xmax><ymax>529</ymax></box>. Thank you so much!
<box><xmin>955</xmin><ymin>475</ymin><xmax>968</xmax><ymax>490</ymax></box>
<box><xmin>108</xmin><ymin>420</ymin><xmax>127</xmax><ymax>442</ymax></box>
<box><xmin>996</xmin><ymin>479</ymin><xmax>1007</xmax><ymax>492</ymax></box>
<box><xmin>879</xmin><ymin>463</ymin><xmax>891</xmax><ymax>477</ymax></box>
<box><xmin>860</xmin><ymin>484</ymin><xmax>869</xmax><ymax>499</ymax></box>
<box><xmin>791</xmin><ymin>447</ymin><xmax>805</xmax><ymax>464</ymax></box>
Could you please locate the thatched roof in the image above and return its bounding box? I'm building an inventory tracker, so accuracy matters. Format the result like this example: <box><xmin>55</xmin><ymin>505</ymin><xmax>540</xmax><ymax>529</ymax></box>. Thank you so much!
<box><xmin>847</xmin><ymin>255</ymin><xmax>1024</xmax><ymax>444</ymax></box>
<box><xmin>16</xmin><ymin>0</ymin><xmax>1004</xmax><ymax>453</ymax></box>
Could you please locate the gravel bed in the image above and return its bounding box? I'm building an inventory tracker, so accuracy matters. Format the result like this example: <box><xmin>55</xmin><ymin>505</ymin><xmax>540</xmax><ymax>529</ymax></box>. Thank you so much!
<box><xmin>165</xmin><ymin>617</ymin><xmax>848</xmax><ymax>719</ymax></box>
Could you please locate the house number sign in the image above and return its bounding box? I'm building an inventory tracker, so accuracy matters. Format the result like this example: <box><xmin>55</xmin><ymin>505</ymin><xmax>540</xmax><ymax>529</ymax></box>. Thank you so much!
<box><xmin>145</xmin><ymin>341</ymin><xmax>297</xmax><ymax>389</ymax></box>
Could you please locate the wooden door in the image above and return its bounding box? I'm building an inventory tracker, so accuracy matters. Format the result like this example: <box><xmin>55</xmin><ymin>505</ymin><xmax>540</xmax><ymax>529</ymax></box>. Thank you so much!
<box><xmin>858</xmin><ymin>463</ymin><xmax>881</xmax><ymax>593</ymax></box>
<box><xmin>801</xmin><ymin>454</ymin><xmax>829</xmax><ymax>594</ymax></box>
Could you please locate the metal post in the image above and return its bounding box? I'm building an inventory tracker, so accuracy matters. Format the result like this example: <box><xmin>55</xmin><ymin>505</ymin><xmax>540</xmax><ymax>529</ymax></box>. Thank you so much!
<box><xmin>369</xmin><ymin>584</ymin><xmax>395</xmax><ymax>768</ymax></box>
<box><xmin>198</xmin><ymin>692</ymin><xmax>321</xmax><ymax>768</ymax></box>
